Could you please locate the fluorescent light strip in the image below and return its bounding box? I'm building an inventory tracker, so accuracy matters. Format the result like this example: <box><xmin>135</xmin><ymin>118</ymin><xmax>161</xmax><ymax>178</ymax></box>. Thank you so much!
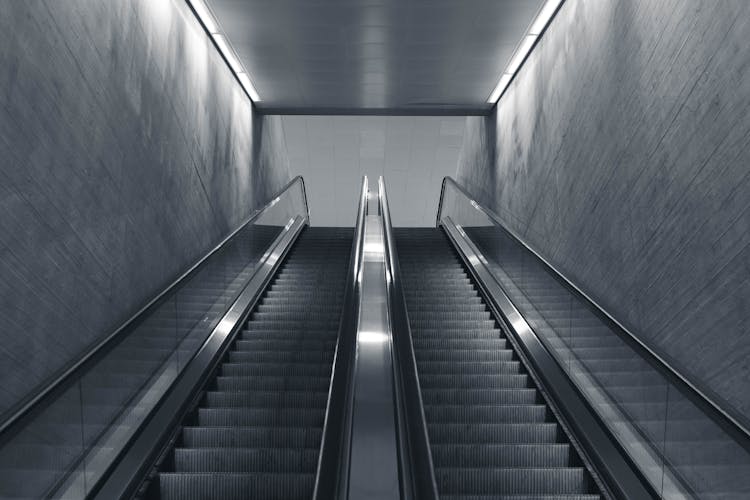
<box><xmin>488</xmin><ymin>74</ymin><xmax>512</xmax><ymax>103</ymax></box>
<box><xmin>237</xmin><ymin>73</ymin><xmax>261</xmax><ymax>102</ymax></box>
<box><xmin>212</xmin><ymin>34</ymin><xmax>244</xmax><ymax>74</ymax></box>
<box><xmin>189</xmin><ymin>0</ymin><xmax>218</xmax><ymax>33</ymax></box>
<box><xmin>506</xmin><ymin>35</ymin><xmax>537</xmax><ymax>76</ymax></box>
<box><xmin>530</xmin><ymin>0</ymin><xmax>564</xmax><ymax>35</ymax></box>
<box><xmin>487</xmin><ymin>0</ymin><xmax>564</xmax><ymax>103</ymax></box>
<box><xmin>187</xmin><ymin>0</ymin><xmax>261</xmax><ymax>102</ymax></box>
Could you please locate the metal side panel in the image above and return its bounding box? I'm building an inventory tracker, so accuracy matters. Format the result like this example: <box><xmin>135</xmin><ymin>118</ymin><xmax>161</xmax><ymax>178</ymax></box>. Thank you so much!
<box><xmin>347</xmin><ymin>215</ymin><xmax>401</xmax><ymax>499</ymax></box>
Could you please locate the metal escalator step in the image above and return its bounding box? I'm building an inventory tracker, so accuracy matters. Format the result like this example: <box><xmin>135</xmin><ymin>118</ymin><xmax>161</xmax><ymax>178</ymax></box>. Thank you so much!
<box><xmin>422</xmin><ymin>388</ymin><xmax>539</xmax><ymax>405</ymax></box>
<box><xmin>173</xmin><ymin>448</ymin><xmax>318</xmax><ymax>473</ymax></box>
<box><xmin>204</xmin><ymin>390</ymin><xmax>328</xmax><ymax>409</ymax></box>
<box><xmin>411</xmin><ymin>329</ymin><xmax>505</xmax><ymax>340</ymax></box>
<box><xmin>233</xmin><ymin>339</ymin><xmax>336</xmax><ymax>351</ymax></box>
<box><xmin>418</xmin><ymin>360</ymin><xmax>522</xmax><ymax>374</ymax></box>
<box><xmin>415</xmin><ymin>349</ymin><xmax>515</xmax><ymax>362</ymax></box>
<box><xmin>435</xmin><ymin>467</ymin><xmax>592</xmax><ymax>495</ymax></box>
<box><xmin>159</xmin><ymin>472</ymin><xmax>314</xmax><ymax>500</ymax></box>
<box><xmin>239</xmin><ymin>330</ymin><xmax>338</xmax><ymax>341</ymax></box>
<box><xmin>409</xmin><ymin>302</ymin><xmax>487</xmax><ymax>312</ymax></box>
<box><xmin>428</xmin><ymin>423</ymin><xmax>560</xmax><ymax>444</ymax></box>
<box><xmin>425</xmin><ymin>404</ymin><xmax>547</xmax><ymax>423</ymax></box>
<box><xmin>181</xmin><ymin>426</ymin><xmax>322</xmax><ymax>449</ymax></box>
<box><xmin>242</xmin><ymin>320</ymin><xmax>339</xmax><ymax>330</ymax></box>
<box><xmin>441</xmin><ymin>496</ymin><xmax>600</xmax><ymax>500</ymax></box>
<box><xmin>197</xmin><ymin>407</ymin><xmax>324</xmax><ymax>428</ymax></box>
<box><xmin>220</xmin><ymin>359</ymin><xmax>331</xmax><ymax>376</ymax></box>
<box><xmin>251</xmin><ymin>312</ymin><xmax>340</xmax><ymax>322</ymax></box>
<box><xmin>413</xmin><ymin>339</ymin><xmax>509</xmax><ymax>350</ymax></box>
<box><xmin>218</xmin><ymin>350</ymin><xmax>333</xmax><ymax>363</ymax></box>
<box><xmin>420</xmin><ymin>374</ymin><xmax>530</xmax><ymax>389</ymax></box>
<box><xmin>411</xmin><ymin>319</ymin><xmax>497</xmax><ymax>329</ymax></box>
<box><xmin>431</xmin><ymin>444</ymin><xmax>573</xmax><ymax>467</ymax></box>
<box><xmin>214</xmin><ymin>375</ymin><xmax>330</xmax><ymax>391</ymax></box>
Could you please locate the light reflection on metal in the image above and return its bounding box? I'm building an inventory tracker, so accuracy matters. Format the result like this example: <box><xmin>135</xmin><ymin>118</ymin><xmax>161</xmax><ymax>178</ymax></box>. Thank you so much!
<box><xmin>364</xmin><ymin>241</ymin><xmax>385</xmax><ymax>256</ymax></box>
<box><xmin>348</xmin><ymin>187</ymin><xmax>400</xmax><ymax>497</ymax></box>
<box><xmin>359</xmin><ymin>330</ymin><xmax>389</xmax><ymax>344</ymax></box>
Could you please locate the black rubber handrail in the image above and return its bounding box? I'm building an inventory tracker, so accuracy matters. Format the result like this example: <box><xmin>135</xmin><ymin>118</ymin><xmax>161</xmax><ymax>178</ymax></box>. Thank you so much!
<box><xmin>437</xmin><ymin>175</ymin><xmax>750</xmax><ymax>453</ymax></box>
<box><xmin>379</xmin><ymin>176</ymin><xmax>440</xmax><ymax>500</ymax></box>
<box><xmin>0</xmin><ymin>176</ymin><xmax>310</xmax><ymax>441</ymax></box>
<box><xmin>312</xmin><ymin>176</ymin><xmax>369</xmax><ymax>500</ymax></box>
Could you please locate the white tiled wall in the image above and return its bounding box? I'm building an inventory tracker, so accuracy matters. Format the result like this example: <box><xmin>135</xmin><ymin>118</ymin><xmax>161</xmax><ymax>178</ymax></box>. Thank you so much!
<box><xmin>282</xmin><ymin>116</ymin><xmax>466</xmax><ymax>227</ymax></box>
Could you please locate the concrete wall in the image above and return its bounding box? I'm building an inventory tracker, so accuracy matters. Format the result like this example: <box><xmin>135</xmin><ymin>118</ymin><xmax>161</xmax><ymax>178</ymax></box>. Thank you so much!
<box><xmin>457</xmin><ymin>0</ymin><xmax>750</xmax><ymax>422</ymax></box>
<box><xmin>283</xmin><ymin>115</ymin><xmax>465</xmax><ymax>227</ymax></box>
<box><xmin>0</xmin><ymin>0</ymin><xmax>290</xmax><ymax>418</ymax></box>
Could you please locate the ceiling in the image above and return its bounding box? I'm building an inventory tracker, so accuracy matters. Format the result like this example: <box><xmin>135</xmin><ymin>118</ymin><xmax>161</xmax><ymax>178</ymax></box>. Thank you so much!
<box><xmin>207</xmin><ymin>0</ymin><xmax>545</xmax><ymax>114</ymax></box>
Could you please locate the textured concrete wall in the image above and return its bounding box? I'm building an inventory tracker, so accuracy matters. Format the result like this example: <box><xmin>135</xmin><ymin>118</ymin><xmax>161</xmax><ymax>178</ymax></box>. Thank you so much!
<box><xmin>0</xmin><ymin>0</ymin><xmax>290</xmax><ymax>418</ymax></box>
<box><xmin>457</xmin><ymin>0</ymin><xmax>750</xmax><ymax>422</ymax></box>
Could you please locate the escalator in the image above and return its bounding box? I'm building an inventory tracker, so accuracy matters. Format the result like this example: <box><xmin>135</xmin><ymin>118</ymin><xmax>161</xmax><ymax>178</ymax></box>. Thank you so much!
<box><xmin>395</xmin><ymin>228</ymin><xmax>603</xmax><ymax>500</ymax></box>
<box><xmin>4</xmin><ymin>174</ymin><xmax>749</xmax><ymax>500</ymax></box>
<box><xmin>155</xmin><ymin>227</ymin><xmax>352</xmax><ymax>499</ymax></box>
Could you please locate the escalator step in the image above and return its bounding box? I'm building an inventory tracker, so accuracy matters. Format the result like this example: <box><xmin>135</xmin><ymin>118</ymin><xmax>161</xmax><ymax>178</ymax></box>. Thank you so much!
<box><xmin>428</xmin><ymin>423</ymin><xmax>561</xmax><ymax>444</ymax></box>
<box><xmin>435</xmin><ymin>467</ymin><xmax>592</xmax><ymax>495</ymax></box>
<box><xmin>419</xmin><ymin>361</ymin><xmax>522</xmax><ymax>374</ymax></box>
<box><xmin>431</xmin><ymin>443</ymin><xmax>573</xmax><ymax>467</ymax></box>
<box><xmin>204</xmin><ymin>391</ymin><xmax>328</xmax><ymax>409</ymax></box>
<box><xmin>197</xmin><ymin>408</ymin><xmax>325</xmax><ymax>427</ymax></box>
<box><xmin>419</xmin><ymin>374</ymin><xmax>530</xmax><ymax>389</ymax></box>
<box><xmin>214</xmin><ymin>375</ymin><xmax>330</xmax><ymax>391</ymax></box>
<box><xmin>159</xmin><ymin>472</ymin><xmax>314</xmax><ymax>500</ymax></box>
<box><xmin>422</xmin><ymin>388</ymin><xmax>540</xmax><ymax>405</ymax></box>
<box><xmin>415</xmin><ymin>349</ymin><xmax>515</xmax><ymax>362</ymax></box>
<box><xmin>425</xmin><ymin>404</ymin><xmax>547</xmax><ymax>423</ymax></box>
<box><xmin>173</xmin><ymin>448</ymin><xmax>318</xmax><ymax>473</ymax></box>
<box><xmin>181</xmin><ymin>427</ymin><xmax>321</xmax><ymax>449</ymax></box>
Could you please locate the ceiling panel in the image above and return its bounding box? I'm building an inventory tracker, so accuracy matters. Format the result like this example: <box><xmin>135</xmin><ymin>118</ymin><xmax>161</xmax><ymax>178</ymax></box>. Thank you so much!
<box><xmin>207</xmin><ymin>0</ymin><xmax>544</xmax><ymax>113</ymax></box>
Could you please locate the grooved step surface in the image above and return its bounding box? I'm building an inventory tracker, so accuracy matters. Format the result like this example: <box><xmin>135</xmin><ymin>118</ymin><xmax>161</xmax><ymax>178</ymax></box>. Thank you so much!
<box><xmin>158</xmin><ymin>227</ymin><xmax>352</xmax><ymax>500</ymax></box>
<box><xmin>396</xmin><ymin>228</ymin><xmax>601</xmax><ymax>499</ymax></box>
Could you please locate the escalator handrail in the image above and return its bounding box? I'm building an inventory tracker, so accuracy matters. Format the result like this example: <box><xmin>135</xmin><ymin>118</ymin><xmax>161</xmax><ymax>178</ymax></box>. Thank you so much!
<box><xmin>312</xmin><ymin>176</ymin><xmax>369</xmax><ymax>500</ymax></box>
<box><xmin>379</xmin><ymin>177</ymin><xmax>440</xmax><ymax>500</ymax></box>
<box><xmin>436</xmin><ymin>175</ymin><xmax>750</xmax><ymax>450</ymax></box>
<box><xmin>0</xmin><ymin>176</ymin><xmax>310</xmax><ymax>440</ymax></box>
